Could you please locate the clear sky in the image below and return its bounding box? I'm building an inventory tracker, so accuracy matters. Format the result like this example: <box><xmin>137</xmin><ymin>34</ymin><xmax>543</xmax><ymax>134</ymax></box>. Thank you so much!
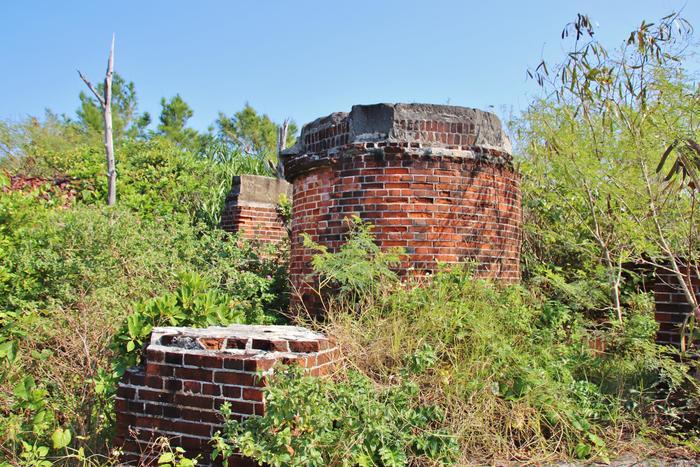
<box><xmin>1</xmin><ymin>1</ymin><xmax>698</xmax><ymax>132</ymax></box>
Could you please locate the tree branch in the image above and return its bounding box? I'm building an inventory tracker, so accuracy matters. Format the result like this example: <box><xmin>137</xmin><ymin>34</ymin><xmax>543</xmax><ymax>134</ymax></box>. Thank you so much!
<box><xmin>77</xmin><ymin>70</ymin><xmax>105</xmax><ymax>108</ymax></box>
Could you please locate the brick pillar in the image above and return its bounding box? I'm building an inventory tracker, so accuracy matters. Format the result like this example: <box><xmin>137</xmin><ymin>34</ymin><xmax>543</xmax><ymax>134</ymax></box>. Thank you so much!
<box><xmin>113</xmin><ymin>325</ymin><xmax>339</xmax><ymax>466</ymax></box>
<box><xmin>282</xmin><ymin>103</ymin><xmax>522</xmax><ymax>310</ymax></box>
<box><xmin>654</xmin><ymin>264</ymin><xmax>700</xmax><ymax>346</ymax></box>
<box><xmin>220</xmin><ymin>175</ymin><xmax>292</xmax><ymax>243</ymax></box>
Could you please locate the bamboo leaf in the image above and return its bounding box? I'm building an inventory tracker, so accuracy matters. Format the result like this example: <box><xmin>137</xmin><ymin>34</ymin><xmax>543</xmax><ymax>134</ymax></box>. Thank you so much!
<box><xmin>656</xmin><ymin>141</ymin><xmax>677</xmax><ymax>174</ymax></box>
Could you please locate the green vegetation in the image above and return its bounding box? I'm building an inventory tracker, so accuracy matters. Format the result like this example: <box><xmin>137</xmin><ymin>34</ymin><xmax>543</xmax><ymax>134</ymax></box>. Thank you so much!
<box><xmin>1</xmin><ymin>10</ymin><xmax>699</xmax><ymax>467</ymax></box>
<box><xmin>0</xmin><ymin>83</ymin><xmax>293</xmax><ymax>464</ymax></box>
<box><xmin>212</xmin><ymin>219</ymin><xmax>697</xmax><ymax>464</ymax></box>
<box><xmin>517</xmin><ymin>13</ymin><xmax>700</xmax><ymax>338</ymax></box>
<box><xmin>213</xmin><ymin>362</ymin><xmax>459</xmax><ymax>467</ymax></box>
<box><xmin>213</xmin><ymin>12</ymin><xmax>700</xmax><ymax>465</ymax></box>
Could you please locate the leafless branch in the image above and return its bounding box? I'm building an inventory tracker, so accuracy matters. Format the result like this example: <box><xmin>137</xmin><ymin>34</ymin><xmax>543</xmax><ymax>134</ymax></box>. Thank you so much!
<box><xmin>77</xmin><ymin>70</ymin><xmax>105</xmax><ymax>107</ymax></box>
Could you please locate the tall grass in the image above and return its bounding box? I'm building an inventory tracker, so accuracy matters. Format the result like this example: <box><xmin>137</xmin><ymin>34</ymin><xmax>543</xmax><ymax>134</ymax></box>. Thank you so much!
<box><xmin>195</xmin><ymin>139</ymin><xmax>274</xmax><ymax>228</ymax></box>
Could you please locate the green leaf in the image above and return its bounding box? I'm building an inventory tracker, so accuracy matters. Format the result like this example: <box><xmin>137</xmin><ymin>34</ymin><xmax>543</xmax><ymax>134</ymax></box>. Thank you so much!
<box><xmin>13</xmin><ymin>376</ymin><xmax>35</xmax><ymax>401</ymax></box>
<box><xmin>127</xmin><ymin>314</ymin><xmax>142</xmax><ymax>338</ymax></box>
<box><xmin>141</xmin><ymin>323</ymin><xmax>153</xmax><ymax>338</ymax></box>
<box><xmin>32</xmin><ymin>410</ymin><xmax>47</xmax><ymax>427</ymax></box>
<box><xmin>0</xmin><ymin>340</ymin><xmax>17</xmax><ymax>362</ymax></box>
<box><xmin>158</xmin><ymin>452</ymin><xmax>174</xmax><ymax>464</ymax></box>
<box><xmin>587</xmin><ymin>432</ymin><xmax>605</xmax><ymax>448</ymax></box>
<box><xmin>51</xmin><ymin>428</ymin><xmax>72</xmax><ymax>449</ymax></box>
<box><xmin>656</xmin><ymin>141</ymin><xmax>677</xmax><ymax>173</ymax></box>
<box><xmin>575</xmin><ymin>442</ymin><xmax>591</xmax><ymax>459</ymax></box>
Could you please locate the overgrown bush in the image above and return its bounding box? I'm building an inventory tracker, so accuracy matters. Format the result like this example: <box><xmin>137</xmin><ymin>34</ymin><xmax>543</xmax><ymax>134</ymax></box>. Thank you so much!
<box><xmin>514</xmin><ymin>13</ymin><xmax>700</xmax><ymax>341</ymax></box>
<box><xmin>234</xmin><ymin>220</ymin><xmax>698</xmax><ymax>465</ymax></box>
<box><xmin>0</xmin><ymin>186</ymin><xmax>288</xmax><ymax>465</ymax></box>
<box><xmin>114</xmin><ymin>271</ymin><xmax>279</xmax><ymax>370</ymax></box>
<box><xmin>300</xmin><ymin>217</ymin><xmax>402</xmax><ymax>307</ymax></box>
<box><xmin>5</xmin><ymin>136</ymin><xmax>273</xmax><ymax>229</ymax></box>
<box><xmin>213</xmin><ymin>361</ymin><xmax>459</xmax><ymax>467</ymax></box>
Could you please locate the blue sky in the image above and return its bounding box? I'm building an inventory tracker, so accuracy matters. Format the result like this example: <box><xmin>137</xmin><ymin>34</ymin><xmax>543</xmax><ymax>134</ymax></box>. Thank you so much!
<box><xmin>1</xmin><ymin>1</ymin><xmax>698</xmax><ymax>132</ymax></box>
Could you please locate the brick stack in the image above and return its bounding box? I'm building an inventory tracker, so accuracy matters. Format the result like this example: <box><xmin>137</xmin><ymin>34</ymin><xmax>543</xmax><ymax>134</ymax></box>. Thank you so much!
<box><xmin>282</xmin><ymin>103</ymin><xmax>521</xmax><ymax>309</ymax></box>
<box><xmin>654</xmin><ymin>265</ymin><xmax>700</xmax><ymax>346</ymax></box>
<box><xmin>220</xmin><ymin>175</ymin><xmax>292</xmax><ymax>243</ymax></box>
<box><xmin>113</xmin><ymin>325</ymin><xmax>339</xmax><ymax>466</ymax></box>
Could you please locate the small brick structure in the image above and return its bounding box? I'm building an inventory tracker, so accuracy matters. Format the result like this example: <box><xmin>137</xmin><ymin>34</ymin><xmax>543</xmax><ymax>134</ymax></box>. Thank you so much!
<box><xmin>220</xmin><ymin>175</ymin><xmax>292</xmax><ymax>242</ymax></box>
<box><xmin>113</xmin><ymin>325</ymin><xmax>339</xmax><ymax>466</ymax></box>
<box><xmin>2</xmin><ymin>173</ymin><xmax>78</xmax><ymax>206</ymax></box>
<box><xmin>282</xmin><ymin>103</ymin><xmax>521</xmax><ymax>309</ymax></box>
<box><xmin>654</xmin><ymin>265</ymin><xmax>700</xmax><ymax>346</ymax></box>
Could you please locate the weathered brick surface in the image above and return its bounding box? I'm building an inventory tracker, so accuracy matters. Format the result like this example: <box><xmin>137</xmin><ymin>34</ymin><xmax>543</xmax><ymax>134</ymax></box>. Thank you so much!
<box><xmin>113</xmin><ymin>325</ymin><xmax>339</xmax><ymax>466</ymax></box>
<box><xmin>282</xmin><ymin>103</ymin><xmax>522</xmax><ymax>309</ymax></box>
<box><xmin>220</xmin><ymin>204</ymin><xmax>288</xmax><ymax>242</ymax></box>
<box><xmin>220</xmin><ymin>175</ymin><xmax>291</xmax><ymax>243</ymax></box>
<box><xmin>654</xmin><ymin>265</ymin><xmax>700</xmax><ymax>346</ymax></box>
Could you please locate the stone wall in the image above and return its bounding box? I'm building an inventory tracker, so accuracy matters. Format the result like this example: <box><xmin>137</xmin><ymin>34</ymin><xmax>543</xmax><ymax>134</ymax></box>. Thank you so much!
<box><xmin>113</xmin><ymin>325</ymin><xmax>339</xmax><ymax>465</ymax></box>
<box><xmin>654</xmin><ymin>265</ymin><xmax>700</xmax><ymax>346</ymax></box>
<box><xmin>282</xmin><ymin>103</ymin><xmax>521</xmax><ymax>310</ymax></box>
<box><xmin>220</xmin><ymin>175</ymin><xmax>291</xmax><ymax>243</ymax></box>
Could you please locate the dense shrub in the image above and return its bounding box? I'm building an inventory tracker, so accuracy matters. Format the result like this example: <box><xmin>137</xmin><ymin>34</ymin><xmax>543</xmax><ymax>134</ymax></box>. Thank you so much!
<box><xmin>0</xmin><ymin>186</ymin><xmax>288</xmax><ymax>465</ymax></box>
<box><xmin>213</xmin><ymin>363</ymin><xmax>459</xmax><ymax>467</ymax></box>
<box><xmin>5</xmin><ymin>136</ymin><xmax>273</xmax><ymax>228</ymax></box>
<box><xmin>222</xmin><ymin>220</ymin><xmax>699</xmax><ymax>465</ymax></box>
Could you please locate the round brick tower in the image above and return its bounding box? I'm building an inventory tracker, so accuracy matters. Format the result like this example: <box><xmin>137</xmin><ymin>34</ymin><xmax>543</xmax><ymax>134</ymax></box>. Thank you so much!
<box><xmin>282</xmin><ymin>103</ymin><xmax>521</xmax><ymax>308</ymax></box>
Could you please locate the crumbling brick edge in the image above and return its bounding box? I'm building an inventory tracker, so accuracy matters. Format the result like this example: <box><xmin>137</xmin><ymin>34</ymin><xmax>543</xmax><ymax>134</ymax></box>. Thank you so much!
<box><xmin>113</xmin><ymin>324</ymin><xmax>339</xmax><ymax>466</ymax></box>
<box><xmin>220</xmin><ymin>175</ymin><xmax>292</xmax><ymax>243</ymax></box>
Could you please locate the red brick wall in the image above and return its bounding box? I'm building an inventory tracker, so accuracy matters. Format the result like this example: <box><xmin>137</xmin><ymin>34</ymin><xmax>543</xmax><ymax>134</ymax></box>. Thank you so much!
<box><xmin>284</xmin><ymin>104</ymin><xmax>521</xmax><ymax>310</ymax></box>
<box><xmin>654</xmin><ymin>265</ymin><xmax>700</xmax><ymax>346</ymax></box>
<box><xmin>113</xmin><ymin>326</ymin><xmax>339</xmax><ymax>466</ymax></box>
<box><xmin>289</xmin><ymin>150</ymin><xmax>521</xmax><ymax>307</ymax></box>
<box><xmin>220</xmin><ymin>203</ymin><xmax>287</xmax><ymax>243</ymax></box>
<box><xmin>289</xmin><ymin>167</ymin><xmax>334</xmax><ymax>303</ymax></box>
<box><xmin>219</xmin><ymin>175</ymin><xmax>291</xmax><ymax>243</ymax></box>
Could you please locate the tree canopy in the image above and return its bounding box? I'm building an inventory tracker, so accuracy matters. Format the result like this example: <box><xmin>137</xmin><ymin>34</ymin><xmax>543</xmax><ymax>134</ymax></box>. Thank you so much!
<box><xmin>216</xmin><ymin>104</ymin><xmax>298</xmax><ymax>160</ymax></box>
<box><xmin>157</xmin><ymin>94</ymin><xmax>199</xmax><ymax>149</ymax></box>
<box><xmin>77</xmin><ymin>73</ymin><xmax>151</xmax><ymax>140</ymax></box>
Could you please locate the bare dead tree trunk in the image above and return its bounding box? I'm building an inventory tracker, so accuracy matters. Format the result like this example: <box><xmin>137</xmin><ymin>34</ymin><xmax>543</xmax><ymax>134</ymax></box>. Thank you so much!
<box><xmin>104</xmin><ymin>36</ymin><xmax>115</xmax><ymax>206</ymax></box>
<box><xmin>78</xmin><ymin>34</ymin><xmax>116</xmax><ymax>206</ymax></box>
<box><xmin>276</xmin><ymin>119</ymin><xmax>289</xmax><ymax>179</ymax></box>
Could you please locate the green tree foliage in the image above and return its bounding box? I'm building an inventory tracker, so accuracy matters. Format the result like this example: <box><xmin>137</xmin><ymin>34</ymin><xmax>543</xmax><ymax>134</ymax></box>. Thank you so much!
<box><xmin>77</xmin><ymin>73</ymin><xmax>151</xmax><ymax>140</ymax></box>
<box><xmin>2</xmin><ymin>133</ymin><xmax>268</xmax><ymax>230</ymax></box>
<box><xmin>27</xmin><ymin>137</ymin><xmax>226</xmax><ymax>221</ymax></box>
<box><xmin>157</xmin><ymin>94</ymin><xmax>200</xmax><ymax>149</ymax></box>
<box><xmin>216</xmin><ymin>104</ymin><xmax>297</xmax><ymax>161</ymax></box>
<box><xmin>0</xmin><ymin>111</ymin><xmax>86</xmax><ymax>175</ymax></box>
<box><xmin>515</xmin><ymin>13</ymin><xmax>699</xmax><ymax>335</ymax></box>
